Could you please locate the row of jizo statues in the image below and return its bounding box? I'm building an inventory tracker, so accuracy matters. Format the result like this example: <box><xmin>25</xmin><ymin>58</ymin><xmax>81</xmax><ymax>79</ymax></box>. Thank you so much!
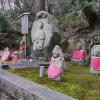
<box><xmin>31</xmin><ymin>11</ymin><xmax>100</xmax><ymax>76</ymax></box>
<box><xmin>0</xmin><ymin>42</ymin><xmax>100</xmax><ymax>81</ymax></box>
<box><xmin>0</xmin><ymin>11</ymin><xmax>100</xmax><ymax>81</ymax></box>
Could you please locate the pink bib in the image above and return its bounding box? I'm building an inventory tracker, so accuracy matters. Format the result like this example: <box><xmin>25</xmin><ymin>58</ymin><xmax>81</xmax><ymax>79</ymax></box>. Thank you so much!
<box><xmin>73</xmin><ymin>50</ymin><xmax>85</xmax><ymax>60</ymax></box>
<box><xmin>19</xmin><ymin>45</ymin><xmax>25</xmax><ymax>51</ymax></box>
<box><xmin>91</xmin><ymin>56</ymin><xmax>100</xmax><ymax>70</ymax></box>
<box><xmin>12</xmin><ymin>55</ymin><xmax>18</xmax><ymax>62</ymax></box>
<box><xmin>2</xmin><ymin>51</ymin><xmax>10</xmax><ymax>61</ymax></box>
<box><xmin>47</xmin><ymin>58</ymin><xmax>62</xmax><ymax>79</ymax></box>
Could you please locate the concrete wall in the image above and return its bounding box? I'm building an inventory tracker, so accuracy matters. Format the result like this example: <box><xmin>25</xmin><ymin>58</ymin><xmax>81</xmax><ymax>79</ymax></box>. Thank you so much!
<box><xmin>0</xmin><ymin>69</ymin><xmax>75</xmax><ymax>100</ymax></box>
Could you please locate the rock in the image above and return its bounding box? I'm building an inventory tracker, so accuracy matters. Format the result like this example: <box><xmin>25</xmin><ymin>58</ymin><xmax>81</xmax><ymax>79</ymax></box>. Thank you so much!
<box><xmin>31</xmin><ymin>11</ymin><xmax>61</xmax><ymax>60</ymax></box>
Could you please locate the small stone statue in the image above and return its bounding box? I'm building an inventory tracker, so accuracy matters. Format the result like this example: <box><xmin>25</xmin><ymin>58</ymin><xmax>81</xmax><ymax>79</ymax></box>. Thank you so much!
<box><xmin>19</xmin><ymin>41</ymin><xmax>25</xmax><ymax>52</ymax></box>
<box><xmin>47</xmin><ymin>45</ymin><xmax>65</xmax><ymax>81</ymax></box>
<box><xmin>19</xmin><ymin>41</ymin><xmax>25</xmax><ymax>59</ymax></box>
<box><xmin>12</xmin><ymin>51</ymin><xmax>18</xmax><ymax>62</ymax></box>
<box><xmin>90</xmin><ymin>45</ymin><xmax>100</xmax><ymax>74</ymax></box>
<box><xmin>1</xmin><ymin>47</ymin><xmax>10</xmax><ymax>61</ymax></box>
<box><xmin>72</xmin><ymin>39</ymin><xmax>86</xmax><ymax>63</ymax></box>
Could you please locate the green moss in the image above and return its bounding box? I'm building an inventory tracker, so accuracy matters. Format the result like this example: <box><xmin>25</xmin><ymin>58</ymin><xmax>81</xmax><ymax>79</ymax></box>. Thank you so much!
<box><xmin>6</xmin><ymin>65</ymin><xmax>100</xmax><ymax>100</ymax></box>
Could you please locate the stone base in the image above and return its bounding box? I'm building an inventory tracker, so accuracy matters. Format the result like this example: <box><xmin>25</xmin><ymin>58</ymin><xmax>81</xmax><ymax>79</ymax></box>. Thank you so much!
<box><xmin>90</xmin><ymin>68</ymin><xmax>100</xmax><ymax>74</ymax></box>
<box><xmin>71</xmin><ymin>59</ymin><xmax>86</xmax><ymax>65</ymax></box>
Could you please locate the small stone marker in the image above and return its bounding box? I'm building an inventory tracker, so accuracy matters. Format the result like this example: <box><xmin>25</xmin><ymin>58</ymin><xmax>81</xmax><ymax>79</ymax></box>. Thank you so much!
<box><xmin>40</xmin><ymin>66</ymin><xmax>45</xmax><ymax>77</ymax></box>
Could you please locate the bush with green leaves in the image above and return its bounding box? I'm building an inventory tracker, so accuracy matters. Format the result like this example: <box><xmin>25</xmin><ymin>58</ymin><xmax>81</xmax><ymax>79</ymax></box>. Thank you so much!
<box><xmin>0</xmin><ymin>10</ymin><xmax>20</xmax><ymax>33</ymax></box>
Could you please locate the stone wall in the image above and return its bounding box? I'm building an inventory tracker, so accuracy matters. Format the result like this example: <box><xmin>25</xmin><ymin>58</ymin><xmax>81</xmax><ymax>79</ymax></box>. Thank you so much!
<box><xmin>0</xmin><ymin>69</ymin><xmax>75</xmax><ymax>100</ymax></box>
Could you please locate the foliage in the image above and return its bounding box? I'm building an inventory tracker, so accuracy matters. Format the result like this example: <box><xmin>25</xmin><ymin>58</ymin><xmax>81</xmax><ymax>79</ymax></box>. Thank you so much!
<box><xmin>0</xmin><ymin>10</ymin><xmax>20</xmax><ymax>33</ymax></box>
<box><xmin>65</xmin><ymin>0</ymin><xmax>100</xmax><ymax>14</ymax></box>
<box><xmin>56</xmin><ymin>11</ymin><xmax>84</xmax><ymax>29</ymax></box>
<box><xmin>0</xmin><ymin>11</ymin><xmax>9</xmax><ymax>33</ymax></box>
<box><xmin>6</xmin><ymin>65</ymin><xmax>100</xmax><ymax>100</ymax></box>
<box><xmin>56</xmin><ymin>0</ymin><xmax>100</xmax><ymax>29</ymax></box>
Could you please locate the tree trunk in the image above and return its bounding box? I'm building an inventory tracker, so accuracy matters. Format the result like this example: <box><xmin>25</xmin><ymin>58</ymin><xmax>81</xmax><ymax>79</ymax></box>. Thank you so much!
<box><xmin>35</xmin><ymin>0</ymin><xmax>45</xmax><ymax>13</ymax></box>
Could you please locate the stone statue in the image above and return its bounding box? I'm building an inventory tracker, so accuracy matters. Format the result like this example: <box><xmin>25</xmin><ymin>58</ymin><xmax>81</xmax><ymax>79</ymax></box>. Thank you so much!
<box><xmin>19</xmin><ymin>35</ymin><xmax>31</xmax><ymax>59</ymax></box>
<box><xmin>1</xmin><ymin>47</ymin><xmax>10</xmax><ymax>61</ymax></box>
<box><xmin>31</xmin><ymin>11</ymin><xmax>61</xmax><ymax>60</ymax></box>
<box><xmin>72</xmin><ymin>39</ymin><xmax>86</xmax><ymax>63</ymax></box>
<box><xmin>47</xmin><ymin>45</ymin><xmax>65</xmax><ymax>81</ymax></box>
<box><xmin>19</xmin><ymin>41</ymin><xmax>25</xmax><ymax>59</ymax></box>
<box><xmin>90</xmin><ymin>45</ymin><xmax>100</xmax><ymax>74</ymax></box>
<box><xmin>12</xmin><ymin>51</ymin><xmax>18</xmax><ymax>62</ymax></box>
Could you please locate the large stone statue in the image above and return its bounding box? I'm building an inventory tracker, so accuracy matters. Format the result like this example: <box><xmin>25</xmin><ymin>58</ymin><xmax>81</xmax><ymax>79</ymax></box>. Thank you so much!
<box><xmin>31</xmin><ymin>11</ymin><xmax>61</xmax><ymax>60</ymax></box>
<box><xmin>90</xmin><ymin>45</ymin><xmax>100</xmax><ymax>74</ymax></box>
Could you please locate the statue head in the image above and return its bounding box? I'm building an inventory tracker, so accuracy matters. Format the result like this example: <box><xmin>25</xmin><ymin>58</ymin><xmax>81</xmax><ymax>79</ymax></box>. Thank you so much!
<box><xmin>76</xmin><ymin>39</ymin><xmax>85</xmax><ymax>50</ymax></box>
<box><xmin>33</xmin><ymin>29</ymin><xmax>45</xmax><ymax>51</ymax></box>
<box><xmin>14</xmin><ymin>51</ymin><xmax>18</xmax><ymax>55</ymax></box>
<box><xmin>52</xmin><ymin>45</ymin><xmax>63</xmax><ymax>58</ymax></box>
<box><xmin>36</xmin><ymin>11</ymin><xmax>48</xmax><ymax>20</ymax></box>
<box><xmin>91</xmin><ymin>45</ymin><xmax>100</xmax><ymax>57</ymax></box>
<box><xmin>4</xmin><ymin>47</ymin><xmax>9</xmax><ymax>52</ymax></box>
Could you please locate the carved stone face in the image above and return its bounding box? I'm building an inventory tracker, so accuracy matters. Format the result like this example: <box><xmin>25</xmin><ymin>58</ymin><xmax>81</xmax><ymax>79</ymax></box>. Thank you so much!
<box><xmin>91</xmin><ymin>45</ymin><xmax>100</xmax><ymax>57</ymax></box>
<box><xmin>32</xmin><ymin>29</ymin><xmax>45</xmax><ymax>51</ymax></box>
<box><xmin>36</xmin><ymin>11</ymin><xmax>48</xmax><ymax>20</ymax></box>
<box><xmin>53</xmin><ymin>53</ymin><xmax>60</xmax><ymax>58</ymax></box>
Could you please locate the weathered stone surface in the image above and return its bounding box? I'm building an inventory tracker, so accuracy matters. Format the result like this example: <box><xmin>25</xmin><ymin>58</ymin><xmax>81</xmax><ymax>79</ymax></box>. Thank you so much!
<box><xmin>31</xmin><ymin>11</ymin><xmax>61</xmax><ymax>60</ymax></box>
<box><xmin>0</xmin><ymin>69</ymin><xmax>75</xmax><ymax>100</ymax></box>
<box><xmin>91</xmin><ymin>45</ymin><xmax>100</xmax><ymax>57</ymax></box>
<box><xmin>90</xmin><ymin>68</ymin><xmax>100</xmax><ymax>74</ymax></box>
<box><xmin>90</xmin><ymin>45</ymin><xmax>100</xmax><ymax>74</ymax></box>
<box><xmin>75</xmin><ymin>39</ymin><xmax>86</xmax><ymax>51</ymax></box>
<box><xmin>48</xmin><ymin>45</ymin><xmax>65</xmax><ymax>80</ymax></box>
<box><xmin>0</xmin><ymin>90</ymin><xmax>15</xmax><ymax>100</ymax></box>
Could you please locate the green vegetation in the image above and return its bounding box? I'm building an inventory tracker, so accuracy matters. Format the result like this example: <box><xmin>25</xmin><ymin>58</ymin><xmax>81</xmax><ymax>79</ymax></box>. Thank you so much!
<box><xmin>56</xmin><ymin>11</ymin><xmax>84</xmax><ymax>29</ymax></box>
<box><xmin>6</xmin><ymin>65</ymin><xmax>100</xmax><ymax>100</ymax></box>
<box><xmin>0</xmin><ymin>11</ymin><xmax>9</xmax><ymax>33</ymax></box>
